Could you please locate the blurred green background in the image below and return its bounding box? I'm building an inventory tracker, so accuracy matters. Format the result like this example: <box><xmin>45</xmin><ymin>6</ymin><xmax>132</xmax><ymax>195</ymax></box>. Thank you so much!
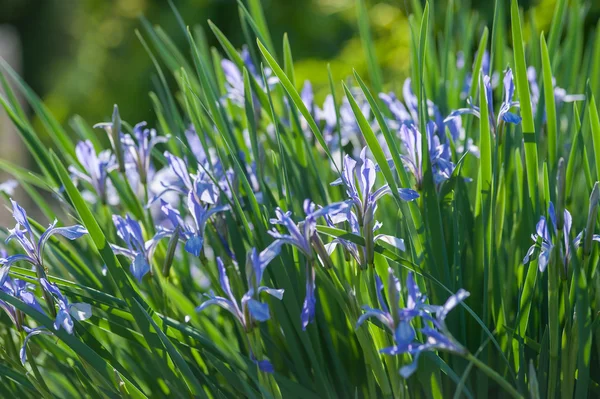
<box><xmin>0</xmin><ymin>0</ymin><xmax>599</xmax><ymax>128</ymax></box>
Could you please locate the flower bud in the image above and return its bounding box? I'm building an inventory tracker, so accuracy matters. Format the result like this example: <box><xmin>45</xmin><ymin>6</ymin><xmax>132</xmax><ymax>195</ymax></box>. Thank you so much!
<box><xmin>584</xmin><ymin>182</ymin><xmax>599</xmax><ymax>257</ymax></box>
<box><xmin>311</xmin><ymin>233</ymin><xmax>334</xmax><ymax>269</ymax></box>
<box><xmin>556</xmin><ymin>158</ymin><xmax>566</xmax><ymax>230</ymax></box>
<box><xmin>111</xmin><ymin>104</ymin><xmax>126</xmax><ymax>173</ymax></box>
<box><xmin>162</xmin><ymin>226</ymin><xmax>181</xmax><ymax>277</ymax></box>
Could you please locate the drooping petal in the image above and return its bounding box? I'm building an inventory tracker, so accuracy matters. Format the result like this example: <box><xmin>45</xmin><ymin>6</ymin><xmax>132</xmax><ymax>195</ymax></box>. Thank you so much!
<box><xmin>196</xmin><ymin>293</ymin><xmax>242</xmax><ymax>323</ymax></box>
<box><xmin>184</xmin><ymin>235</ymin><xmax>204</xmax><ymax>257</ymax></box>
<box><xmin>538</xmin><ymin>247</ymin><xmax>551</xmax><ymax>273</ymax></box>
<box><xmin>374</xmin><ymin>234</ymin><xmax>406</xmax><ymax>252</ymax></box>
<box><xmin>20</xmin><ymin>327</ymin><xmax>53</xmax><ymax>364</ymax></box>
<box><xmin>247</xmin><ymin>298</ymin><xmax>270</xmax><ymax>322</ymax></box>
<box><xmin>54</xmin><ymin>309</ymin><xmax>75</xmax><ymax>334</ymax></box>
<box><xmin>10</xmin><ymin>199</ymin><xmax>32</xmax><ymax>237</ymax></box>
<box><xmin>38</xmin><ymin>222</ymin><xmax>88</xmax><ymax>256</ymax></box>
<box><xmin>301</xmin><ymin>267</ymin><xmax>316</xmax><ymax>330</ymax></box>
<box><xmin>258</xmin><ymin>286</ymin><xmax>285</xmax><ymax>300</ymax></box>
<box><xmin>523</xmin><ymin>244</ymin><xmax>536</xmax><ymax>264</ymax></box>
<box><xmin>39</xmin><ymin>278</ymin><xmax>64</xmax><ymax>299</ymax></box>
<box><xmin>130</xmin><ymin>253</ymin><xmax>150</xmax><ymax>282</ymax></box>
<box><xmin>0</xmin><ymin>254</ymin><xmax>35</xmax><ymax>270</ymax></box>
<box><xmin>69</xmin><ymin>303</ymin><xmax>92</xmax><ymax>321</ymax></box>
<box><xmin>501</xmin><ymin>112</ymin><xmax>521</xmax><ymax>124</ymax></box>
<box><xmin>356</xmin><ymin>306</ymin><xmax>393</xmax><ymax>330</ymax></box>
<box><xmin>437</xmin><ymin>289</ymin><xmax>469</xmax><ymax>322</ymax></box>
<box><xmin>399</xmin><ymin>352</ymin><xmax>421</xmax><ymax>379</ymax></box>
<box><xmin>398</xmin><ymin>188</ymin><xmax>420</xmax><ymax>201</ymax></box>
<box><xmin>394</xmin><ymin>321</ymin><xmax>416</xmax><ymax>349</ymax></box>
<box><xmin>250</xmin><ymin>351</ymin><xmax>274</xmax><ymax>373</ymax></box>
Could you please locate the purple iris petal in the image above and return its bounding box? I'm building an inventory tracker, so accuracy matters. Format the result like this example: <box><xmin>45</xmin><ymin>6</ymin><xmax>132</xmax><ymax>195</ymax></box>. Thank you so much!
<box><xmin>20</xmin><ymin>327</ymin><xmax>53</xmax><ymax>365</ymax></box>
<box><xmin>111</xmin><ymin>214</ymin><xmax>166</xmax><ymax>281</ymax></box>
<box><xmin>247</xmin><ymin>298</ymin><xmax>271</xmax><ymax>322</ymax></box>
<box><xmin>301</xmin><ymin>267</ymin><xmax>316</xmax><ymax>330</ymax></box>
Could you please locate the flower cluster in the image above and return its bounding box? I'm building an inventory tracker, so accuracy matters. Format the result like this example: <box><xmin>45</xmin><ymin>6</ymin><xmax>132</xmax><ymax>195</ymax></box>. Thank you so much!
<box><xmin>357</xmin><ymin>268</ymin><xmax>469</xmax><ymax>378</ymax></box>
<box><xmin>0</xmin><ymin>202</ymin><xmax>91</xmax><ymax>365</ymax></box>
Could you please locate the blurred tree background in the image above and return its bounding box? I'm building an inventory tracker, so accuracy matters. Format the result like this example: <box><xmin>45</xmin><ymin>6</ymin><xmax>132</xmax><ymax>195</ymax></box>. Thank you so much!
<box><xmin>0</xmin><ymin>0</ymin><xmax>599</xmax><ymax>132</ymax></box>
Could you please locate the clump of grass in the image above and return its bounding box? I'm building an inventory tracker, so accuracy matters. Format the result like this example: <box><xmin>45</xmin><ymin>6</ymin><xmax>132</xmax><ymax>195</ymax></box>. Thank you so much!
<box><xmin>0</xmin><ymin>0</ymin><xmax>599</xmax><ymax>397</ymax></box>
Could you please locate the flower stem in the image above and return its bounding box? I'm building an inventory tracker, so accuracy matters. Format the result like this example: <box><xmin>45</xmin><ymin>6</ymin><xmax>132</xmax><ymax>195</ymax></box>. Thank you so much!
<box><xmin>465</xmin><ymin>352</ymin><xmax>523</xmax><ymax>399</ymax></box>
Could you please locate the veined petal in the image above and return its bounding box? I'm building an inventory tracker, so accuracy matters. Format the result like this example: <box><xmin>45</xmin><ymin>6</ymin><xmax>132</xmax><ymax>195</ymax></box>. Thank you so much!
<box><xmin>374</xmin><ymin>234</ymin><xmax>406</xmax><ymax>252</ymax></box>
<box><xmin>437</xmin><ymin>289</ymin><xmax>469</xmax><ymax>321</ymax></box>
<box><xmin>20</xmin><ymin>327</ymin><xmax>53</xmax><ymax>364</ymax></box>
<box><xmin>69</xmin><ymin>303</ymin><xmax>92</xmax><ymax>321</ymax></box>
<box><xmin>54</xmin><ymin>309</ymin><xmax>74</xmax><ymax>334</ymax></box>
<box><xmin>523</xmin><ymin>244</ymin><xmax>536</xmax><ymax>264</ymax></box>
<box><xmin>399</xmin><ymin>352</ymin><xmax>421</xmax><ymax>379</ymax></box>
<box><xmin>0</xmin><ymin>254</ymin><xmax>35</xmax><ymax>270</ymax></box>
<box><xmin>216</xmin><ymin>257</ymin><xmax>239</xmax><ymax>312</ymax></box>
<box><xmin>38</xmin><ymin>222</ymin><xmax>88</xmax><ymax>256</ymax></box>
<box><xmin>164</xmin><ymin>152</ymin><xmax>192</xmax><ymax>190</ymax></box>
<box><xmin>247</xmin><ymin>298</ymin><xmax>270</xmax><ymax>322</ymax></box>
<box><xmin>130</xmin><ymin>253</ymin><xmax>150</xmax><ymax>282</ymax></box>
<box><xmin>110</xmin><ymin>244</ymin><xmax>137</xmax><ymax>259</ymax></box>
<box><xmin>258</xmin><ymin>286</ymin><xmax>285</xmax><ymax>300</ymax></box>
<box><xmin>10</xmin><ymin>199</ymin><xmax>32</xmax><ymax>237</ymax></box>
<box><xmin>358</xmin><ymin>147</ymin><xmax>377</xmax><ymax>197</ymax></box>
<box><xmin>356</xmin><ymin>306</ymin><xmax>393</xmax><ymax>330</ymax></box>
<box><xmin>184</xmin><ymin>235</ymin><xmax>204</xmax><ymax>257</ymax></box>
<box><xmin>196</xmin><ymin>294</ymin><xmax>241</xmax><ymax>323</ymax></box>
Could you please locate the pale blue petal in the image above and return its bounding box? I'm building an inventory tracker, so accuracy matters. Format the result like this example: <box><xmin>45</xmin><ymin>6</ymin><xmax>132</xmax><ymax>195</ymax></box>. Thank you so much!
<box><xmin>247</xmin><ymin>299</ymin><xmax>270</xmax><ymax>322</ymax></box>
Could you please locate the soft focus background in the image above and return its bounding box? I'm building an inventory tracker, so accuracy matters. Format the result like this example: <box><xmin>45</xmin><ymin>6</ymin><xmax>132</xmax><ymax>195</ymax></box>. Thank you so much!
<box><xmin>0</xmin><ymin>0</ymin><xmax>598</xmax><ymax>191</ymax></box>
<box><xmin>5</xmin><ymin>0</ymin><xmax>600</xmax><ymax>125</ymax></box>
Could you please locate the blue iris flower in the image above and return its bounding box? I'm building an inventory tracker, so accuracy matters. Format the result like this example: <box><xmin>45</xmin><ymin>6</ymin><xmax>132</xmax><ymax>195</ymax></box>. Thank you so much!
<box><xmin>331</xmin><ymin>148</ymin><xmax>417</xmax><ymax>266</ymax></box>
<box><xmin>445</xmin><ymin>68</ymin><xmax>521</xmax><ymax>132</ymax></box>
<box><xmin>14</xmin><ymin>278</ymin><xmax>91</xmax><ymax>365</ymax></box>
<box><xmin>357</xmin><ymin>269</ymin><xmax>469</xmax><ymax>378</ymax></box>
<box><xmin>111</xmin><ymin>214</ymin><xmax>169</xmax><ymax>282</ymax></box>
<box><xmin>268</xmin><ymin>201</ymin><xmax>349</xmax><ymax>329</ymax></box>
<box><xmin>159</xmin><ymin>175</ymin><xmax>230</xmax><ymax>258</ymax></box>
<box><xmin>122</xmin><ymin>121</ymin><xmax>169</xmax><ymax>186</ymax></box>
<box><xmin>197</xmin><ymin>248</ymin><xmax>283</xmax><ymax>372</ymax></box>
<box><xmin>0</xmin><ymin>199</ymin><xmax>88</xmax><ymax>273</ymax></box>
<box><xmin>69</xmin><ymin>140</ymin><xmax>118</xmax><ymax>204</ymax></box>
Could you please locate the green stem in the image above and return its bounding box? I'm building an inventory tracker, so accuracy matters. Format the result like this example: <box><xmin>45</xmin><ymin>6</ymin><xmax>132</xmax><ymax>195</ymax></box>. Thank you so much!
<box><xmin>248</xmin><ymin>330</ymin><xmax>281</xmax><ymax>399</ymax></box>
<box><xmin>548</xmin><ymin>230</ymin><xmax>562</xmax><ymax>399</ymax></box>
<box><xmin>465</xmin><ymin>352</ymin><xmax>523</xmax><ymax>399</ymax></box>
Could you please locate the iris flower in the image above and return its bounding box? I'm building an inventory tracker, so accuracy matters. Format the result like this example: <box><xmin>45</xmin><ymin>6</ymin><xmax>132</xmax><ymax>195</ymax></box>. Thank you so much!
<box><xmin>122</xmin><ymin>121</ymin><xmax>169</xmax><ymax>186</ymax></box>
<box><xmin>197</xmin><ymin>250</ymin><xmax>283</xmax><ymax>372</ymax></box>
<box><xmin>40</xmin><ymin>278</ymin><xmax>92</xmax><ymax>334</ymax></box>
<box><xmin>524</xmin><ymin>201</ymin><xmax>600</xmax><ymax>272</ymax></box>
<box><xmin>221</xmin><ymin>46</ymin><xmax>277</xmax><ymax>106</ymax></box>
<box><xmin>445</xmin><ymin>68</ymin><xmax>521</xmax><ymax>132</ymax></box>
<box><xmin>111</xmin><ymin>214</ymin><xmax>168</xmax><ymax>282</ymax></box>
<box><xmin>331</xmin><ymin>148</ymin><xmax>417</xmax><ymax>266</ymax></box>
<box><xmin>269</xmin><ymin>201</ymin><xmax>349</xmax><ymax>329</ymax></box>
<box><xmin>0</xmin><ymin>200</ymin><xmax>87</xmax><ymax>272</ymax></box>
<box><xmin>160</xmin><ymin>175</ymin><xmax>230</xmax><ymax>257</ymax></box>
<box><xmin>357</xmin><ymin>269</ymin><xmax>469</xmax><ymax>378</ymax></box>
<box><xmin>69</xmin><ymin>140</ymin><xmax>118</xmax><ymax>205</ymax></box>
